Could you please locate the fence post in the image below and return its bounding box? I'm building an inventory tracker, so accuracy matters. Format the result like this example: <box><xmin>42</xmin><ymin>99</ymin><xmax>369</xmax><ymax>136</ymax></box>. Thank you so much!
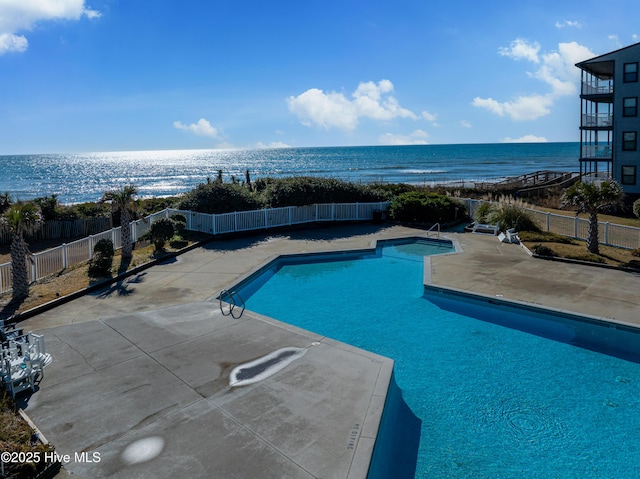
<box><xmin>604</xmin><ymin>222</ymin><xmax>609</xmax><ymax>246</ymax></box>
<box><xmin>546</xmin><ymin>212</ymin><xmax>551</xmax><ymax>232</ymax></box>
<box><xmin>234</xmin><ymin>212</ymin><xmax>238</xmax><ymax>232</ymax></box>
<box><xmin>264</xmin><ymin>209</ymin><xmax>268</xmax><ymax>229</ymax></box>
<box><xmin>62</xmin><ymin>243</ymin><xmax>68</xmax><ymax>269</ymax></box>
<box><xmin>575</xmin><ymin>216</ymin><xmax>579</xmax><ymax>239</ymax></box>
<box><xmin>89</xmin><ymin>235</ymin><xmax>94</xmax><ymax>260</ymax></box>
<box><xmin>331</xmin><ymin>204</ymin><xmax>335</xmax><ymax>221</ymax></box>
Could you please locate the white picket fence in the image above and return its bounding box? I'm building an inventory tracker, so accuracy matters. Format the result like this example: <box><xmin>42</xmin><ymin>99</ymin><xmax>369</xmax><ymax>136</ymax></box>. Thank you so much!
<box><xmin>464</xmin><ymin>198</ymin><xmax>640</xmax><ymax>250</ymax></box>
<box><xmin>0</xmin><ymin>202</ymin><xmax>389</xmax><ymax>295</ymax></box>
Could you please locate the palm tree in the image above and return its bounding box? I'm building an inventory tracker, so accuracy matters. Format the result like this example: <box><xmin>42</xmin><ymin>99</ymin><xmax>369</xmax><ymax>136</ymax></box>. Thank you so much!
<box><xmin>101</xmin><ymin>185</ymin><xmax>138</xmax><ymax>260</ymax></box>
<box><xmin>3</xmin><ymin>202</ymin><xmax>41</xmax><ymax>301</ymax></box>
<box><xmin>561</xmin><ymin>179</ymin><xmax>623</xmax><ymax>255</ymax></box>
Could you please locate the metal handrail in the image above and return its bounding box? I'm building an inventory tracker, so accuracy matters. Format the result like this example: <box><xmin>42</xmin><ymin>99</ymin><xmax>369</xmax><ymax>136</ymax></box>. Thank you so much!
<box><xmin>426</xmin><ymin>223</ymin><xmax>440</xmax><ymax>240</ymax></box>
<box><xmin>219</xmin><ymin>289</ymin><xmax>246</xmax><ymax>319</ymax></box>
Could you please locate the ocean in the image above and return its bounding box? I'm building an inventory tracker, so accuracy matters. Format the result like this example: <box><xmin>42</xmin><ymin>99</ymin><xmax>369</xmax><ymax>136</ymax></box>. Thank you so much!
<box><xmin>1</xmin><ymin>143</ymin><xmax>580</xmax><ymax>204</ymax></box>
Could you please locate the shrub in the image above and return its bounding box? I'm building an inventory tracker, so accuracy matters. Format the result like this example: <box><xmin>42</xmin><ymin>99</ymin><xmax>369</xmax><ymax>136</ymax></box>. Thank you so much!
<box><xmin>633</xmin><ymin>198</ymin><xmax>640</xmax><ymax>219</ymax></box>
<box><xmin>170</xmin><ymin>214</ymin><xmax>187</xmax><ymax>238</ymax></box>
<box><xmin>256</xmin><ymin>177</ymin><xmax>389</xmax><ymax>208</ymax></box>
<box><xmin>485</xmin><ymin>204</ymin><xmax>541</xmax><ymax>232</ymax></box>
<box><xmin>625</xmin><ymin>259</ymin><xmax>640</xmax><ymax>269</ymax></box>
<box><xmin>473</xmin><ymin>202</ymin><xmax>493</xmax><ymax>224</ymax></box>
<box><xmin>177</xmin><ymin>182</ymin><xmax>262</xmax><ymax>214</ymax></box>
<box><xmin>388</xmin><ymin>192</ymin><xmax>466</xmax><ymax>223</ymax></box>
<box><xmin>149</xmin><ymin>217</ymin><xmax>175</xmax><ymax>252</ymax></box>
<box><xmin>532</xmin><ymin>244</ymin><xmax>557</xmax><ymax>257</ymax></box>
<box><xmin>88</xmin><ymin>239</ymin><xmax>114</xmax><ymax>277</ymax></box>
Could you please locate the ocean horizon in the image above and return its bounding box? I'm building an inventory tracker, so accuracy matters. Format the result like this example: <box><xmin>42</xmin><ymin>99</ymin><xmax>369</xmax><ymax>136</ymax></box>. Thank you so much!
<box><xmin>1</xmin><ymin>142</ymin><xmax>581</xmax><ymax>204</ymax></box>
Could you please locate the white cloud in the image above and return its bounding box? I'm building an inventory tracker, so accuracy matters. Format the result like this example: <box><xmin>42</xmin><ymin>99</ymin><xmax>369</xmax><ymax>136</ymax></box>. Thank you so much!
<box><xmin>0</xmin><ymin>32</ymin><xmax>28</xmax><ymax>54</ymax></box>
<box><xmin>555</xmin><ymin>20</ymin><xmax>582</xmax><ymax>29</ymax></box>
<box><xmin>255</xmin><ymin>141</ymin><xmax>291</xmax><ymax>149</ymax></box>
<box><xmin>609</xmin><ymin>34</ymin><xmax>622</xmax><ymax>48</ymax></box>
<box><xmin>499</xmin><ymin>38</ymin><xmax>540</xmax><ymax>63</ymax></box>
<box><xmin>501</xmin><ymin>135</ymin><xmax>548</xmax><ymax>143</ymax></box>
<box><xmin>475</xmin><ymin>40</ymin><xmax>595</xmax><ymax>121</ymax></box>
<box><xmin>0</xmin><ymin>0</ymin><xmax>100</xmax><ymax>54</ymax></box>
<box><xmin>378</xmin><ymin>129</ymin><xmax>429</xmax><ymax>145</ymax></box>
<box><xmin>287</xmin><ymin>80</ymin><xmax>420</xmax><ymax>131</ymax></box>
<box><xmin>421</xmin><ymin>110</ymin><xmax>439</xmax><ymax>126</ymax></box>
<box><xmin>472</xmin><ymin>94</ymin><xmax>554</xmax><ymax>121</ymax></box>
<box><xmin>460</xmin><ymin>120</ymin><xmax>472</xmax><ymax>128</ymax></box>
<box><xmin>173</xmin><ymin>118</ymin><xmax>220</xmax><ymax>137</ymax></box>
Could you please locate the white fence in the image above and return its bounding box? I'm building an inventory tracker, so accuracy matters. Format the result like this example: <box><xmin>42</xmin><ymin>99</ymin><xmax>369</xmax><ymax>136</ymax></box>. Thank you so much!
<box><xmin>0</xmin><ymin>202</ymin><xmax>389</xmax><ymax>295</ymax></box>
<box><xmin>464</xmin><ymin>199</ymin><xmax>640</xmax><ymax>250</ymax></box>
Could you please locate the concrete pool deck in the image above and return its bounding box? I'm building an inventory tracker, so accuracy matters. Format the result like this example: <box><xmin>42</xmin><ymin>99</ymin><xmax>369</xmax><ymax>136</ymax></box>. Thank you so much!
<box><xmin>17</xmin><ymin>223</ymin><xmax>640</xmax><ymax>478</ymax></box>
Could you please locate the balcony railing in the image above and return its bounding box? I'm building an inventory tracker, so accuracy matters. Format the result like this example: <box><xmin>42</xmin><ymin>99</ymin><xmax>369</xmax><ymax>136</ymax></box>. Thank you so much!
<box><xmin>581</xmin><ymin>145</ymin><xmax>612</xmax><ymax>159</ymax></box>
<box><xmin>581</xmin><ymin>80</ymin><xmax>613</xmax><ymax>95</ymax></box>
<box><xmin>581</xmin><ymin>113</ymin><xmax>613</xmax><ymax>128</ymax></box>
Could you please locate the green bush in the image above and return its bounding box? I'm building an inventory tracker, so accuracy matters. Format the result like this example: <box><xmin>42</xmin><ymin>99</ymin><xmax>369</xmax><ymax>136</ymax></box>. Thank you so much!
<box><xmin>388</xmin><ymin>192</ymin><xmax>465</xmax><ymax>223</ymax></box>
<box><xmin>149</xmin><ymin>218</ymin><xmax>175</xmax><ymax>252</ymax></box>
<box><xmin>170</xmin><ymin>214</ymin><xmax>187</xmax><ymax>238</ymax></box>
<box><xmin>255</xmin><ymin>176</ymin><xmax>389</xmax><ymax>208</ymax></box>
<box><xmin>177</xmin><ymin>182</ymin><xmax>263</xmax><ymax>214</ymax></box>
<box><xmin>532</xmin><ymin>244</ymin><xmax>557</xmax><ymax>257</ymax></box>
<box><xmin>485</xmin><ymin>204</ymin><xmax>541</xmax><ymax>232</ymax></box>
<box><xmin>473</xmin><ymin>202</ymin><xmax>493</xmax><ymax>224</ymax></box>
<box><xmin>633</xmin><ymin>198</ymin><xmax>640</xmax><ymax>219</ymax></box>
<box><xmin>88</xmin><ymin>239</ymin><xmax>114</xmax><ymax>277</ymax></box>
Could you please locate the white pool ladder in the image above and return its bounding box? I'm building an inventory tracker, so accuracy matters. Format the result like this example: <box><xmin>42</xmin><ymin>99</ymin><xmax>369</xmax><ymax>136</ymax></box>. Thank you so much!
<box><xmin>219</xmin><ymin>290</ymin><xmax>246</xmax><ymax>319</ymax></box>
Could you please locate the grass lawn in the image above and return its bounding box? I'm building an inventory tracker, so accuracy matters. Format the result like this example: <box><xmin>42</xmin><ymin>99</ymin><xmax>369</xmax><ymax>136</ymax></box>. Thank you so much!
<box><xmin>519</xmin><ymin>230</ymin><xmax>640</xmax><ymax>268</ymax></box>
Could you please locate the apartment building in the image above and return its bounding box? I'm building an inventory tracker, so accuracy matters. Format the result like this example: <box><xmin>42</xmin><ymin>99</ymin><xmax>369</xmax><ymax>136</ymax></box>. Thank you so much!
<box><xmin>577</xmin><ymin>42</ymin><xmax>640</xmax><ymax>194</ymax></box>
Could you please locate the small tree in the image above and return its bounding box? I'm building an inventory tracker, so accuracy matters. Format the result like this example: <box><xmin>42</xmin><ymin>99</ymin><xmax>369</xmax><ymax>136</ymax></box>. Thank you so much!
<box><xmin>149</xmin><ymin>218</ymin><xmax>175</xmax><ymax>252</ymax></box>
<box><xmin>633</xmin><ymin>198</ymin><xmax>640</xmax><ymax>219</ymax></box>
<box><xmin>101</xmin><ymin>185</ymin><xmax>138</xmax><ymax>260</ymax></box>
<box><xmin>561</xmin><ymin>179</ymin><xmax>624</xmax><ymax>255</ymax></box>
<box><xmin>3</xmin><ymin>202</ymin><xmax>42</xmax><ymax>301</ymax></box>
<box><xmin>88</xmin><ymin>239</ymin><xmax>114</xmax><ymax>277</ymax></box>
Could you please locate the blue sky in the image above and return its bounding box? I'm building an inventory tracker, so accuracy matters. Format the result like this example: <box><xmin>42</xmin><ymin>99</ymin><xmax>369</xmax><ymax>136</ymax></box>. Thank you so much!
<box><xmin>1</xmin><ymin>0</ymin><xmax>639</xmax><ymax>154</ymax></box>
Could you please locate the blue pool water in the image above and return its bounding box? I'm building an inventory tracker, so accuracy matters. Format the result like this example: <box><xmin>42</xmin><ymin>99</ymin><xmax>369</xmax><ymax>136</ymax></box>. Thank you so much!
<box><xmin>239</xmin><ymin>239</ymin><xmax>640</xmax><ymax>478</ymax></box>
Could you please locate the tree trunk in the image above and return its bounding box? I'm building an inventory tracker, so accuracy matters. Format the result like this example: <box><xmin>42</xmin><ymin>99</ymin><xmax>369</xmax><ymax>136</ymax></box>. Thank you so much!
<box><xmin>121</xmin><ymin>209</ymin><xmax>133</xmax><ymax>260</ymax></box>
<box><xmin>587</xmin><ymin>210</ymin><xmax>600</xmax><ymax>255</ymax></box>
<box><xmin>10</xmin><ymin>234</ymin><xmax>30</xmax><ymax>300</ymax></box>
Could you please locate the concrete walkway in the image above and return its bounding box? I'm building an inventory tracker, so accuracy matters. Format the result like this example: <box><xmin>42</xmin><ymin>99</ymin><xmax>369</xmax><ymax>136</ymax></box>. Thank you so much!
<box><xmin>18</xmin><ymin>223</ymin><xmax>640</xmax><ymax>478</ymax></box>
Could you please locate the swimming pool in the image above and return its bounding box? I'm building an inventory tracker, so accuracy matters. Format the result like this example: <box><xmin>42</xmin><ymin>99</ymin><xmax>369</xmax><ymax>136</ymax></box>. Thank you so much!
<box><xmin>232</xmin><ymin>237</ymin><xmax>640</xmax><ymax>478</ymax></box>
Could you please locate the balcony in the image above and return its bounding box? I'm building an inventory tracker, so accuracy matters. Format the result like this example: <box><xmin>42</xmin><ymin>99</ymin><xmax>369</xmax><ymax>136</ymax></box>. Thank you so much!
<box><xmin>580</xmin><ymin>145</ymin><xmax>612</xmax><ymax>159</ymax></box>
<box><xmin>581</xmin><ymin>80</ymin><xmax>613</xmax><ymax>96</ymax></box>
<box><xmin>581</xmin><ymin>113</ymin><xmax>613</xmax><ymax>128</ymax></box>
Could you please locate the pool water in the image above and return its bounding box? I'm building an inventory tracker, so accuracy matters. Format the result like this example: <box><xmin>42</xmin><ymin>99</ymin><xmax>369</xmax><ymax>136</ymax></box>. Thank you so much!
<box><xmin>241</xmin><ymin>240</ymin><xmax>640</xmax><ymax>479</ymax></box>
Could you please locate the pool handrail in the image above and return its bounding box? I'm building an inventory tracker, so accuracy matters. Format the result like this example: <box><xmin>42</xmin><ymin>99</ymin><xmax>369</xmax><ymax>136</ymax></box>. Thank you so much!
<box><xmin>426</xmin><ymin>223</ymin><xmax>440</xmax><ymax>240</ymax></box>
<box><xmin>219</xmin><ymin>289</ymin><xmax>246</xmax><ymax>319</ymax></box>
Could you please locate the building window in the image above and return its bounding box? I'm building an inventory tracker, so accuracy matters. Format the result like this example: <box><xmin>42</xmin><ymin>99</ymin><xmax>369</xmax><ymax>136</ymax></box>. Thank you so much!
<box><xmin>624</xmin><ymin>62</ymin><xmax>639</xmax><ymax>82</ymax></box>
<box><xmin>623</xmin><ymin>131</ymin><xmax>637</xmax><ymax>151</ymax></box>
<box><xmin>623</xmin><ymin>97</ymin><xmax>638</xmax><ymax>117</ymax></box>
<box><xmin>622</xmin><ymin>166</ymin><xmax>637</xmax><ymax>185</ymax></box>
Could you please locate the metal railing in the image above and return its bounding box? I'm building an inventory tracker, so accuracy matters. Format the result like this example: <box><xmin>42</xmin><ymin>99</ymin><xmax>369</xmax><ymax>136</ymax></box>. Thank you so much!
<box><xmin>0</xmin><ymin>202</ymin><xmax>390</xmax><ymax>295</ymax></box>
<box><xmin>581</xmin><ymin>145</ymin><xmax>612</xmax><ymax>159</ymax></box>
<box><xmin>581</xmin><ymin>113</ymin><xmax>613</xmax><ymax>128</ymax></box>
<box><xmin>426</xmin><ymin>223</ymin><xmax>440</xmax><ymax>240</ymax></box>
<box><xmin>581</xmin><ymin>80</ymin><xmax>613</xmax><ymax>95</ymax></box>
<box><xmin>219</xmin><ymin>290</ymin><xmax>246</xmax><ymax>319</ymax></box>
